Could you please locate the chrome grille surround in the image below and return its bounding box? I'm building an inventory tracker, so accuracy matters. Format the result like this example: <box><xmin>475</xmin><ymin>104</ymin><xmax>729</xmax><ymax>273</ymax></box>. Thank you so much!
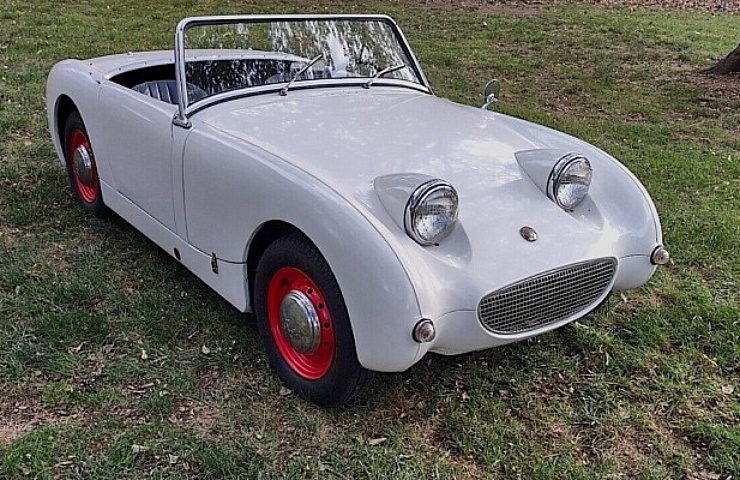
<box><xmin>478</xmin><ymin>258</ymin><xmax>617</xmax><ymax>335</ymax></box>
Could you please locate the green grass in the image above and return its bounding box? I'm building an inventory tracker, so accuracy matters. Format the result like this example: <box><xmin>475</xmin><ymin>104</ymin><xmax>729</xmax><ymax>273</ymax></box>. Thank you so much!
<box><xmin>1</xmin><ymin>1</ymin><xmax>738</xmax><ymax>478</ymax></box>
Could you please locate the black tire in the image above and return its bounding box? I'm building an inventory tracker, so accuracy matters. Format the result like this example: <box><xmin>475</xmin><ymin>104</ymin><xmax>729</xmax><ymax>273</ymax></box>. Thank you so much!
<box><xmin>254</xmin><ymin>234</ymin><xmax>373</xmax><ymax>407</ymax></box>
<box><xmin>63</xmin><ymin>111</ymin><xmax>109</xmax><ymax>217</ymax></box>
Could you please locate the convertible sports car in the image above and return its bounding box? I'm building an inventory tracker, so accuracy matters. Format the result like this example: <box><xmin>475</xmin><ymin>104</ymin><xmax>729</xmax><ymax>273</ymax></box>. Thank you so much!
<box><xmin>46</xmin><ymin>14</ymin><xmax>669</xmax><ymax>406</ymax></box>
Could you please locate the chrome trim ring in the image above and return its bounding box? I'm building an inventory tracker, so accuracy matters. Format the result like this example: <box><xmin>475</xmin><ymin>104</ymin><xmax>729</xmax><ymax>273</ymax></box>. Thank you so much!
<box><xmin>279</xmin><ymin>290</ymin><xmax>321</xmax><ymax>354</ymax></box>
<box><xmin>547</xmin><ymin>152</ymin><xmax>592</xmax><ymax>210</ymax></box>
<box><xmin>404</xmin><ymin>179</ymin><xmax>458</xmax><ymax>246</ymax></box>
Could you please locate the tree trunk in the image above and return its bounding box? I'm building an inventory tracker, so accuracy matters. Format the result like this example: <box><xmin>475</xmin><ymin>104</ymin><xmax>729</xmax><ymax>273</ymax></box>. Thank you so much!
<box><xmin>701</xmin><ymin>42</ymin><xmax>740</xmax><ymax>75</ymax></box>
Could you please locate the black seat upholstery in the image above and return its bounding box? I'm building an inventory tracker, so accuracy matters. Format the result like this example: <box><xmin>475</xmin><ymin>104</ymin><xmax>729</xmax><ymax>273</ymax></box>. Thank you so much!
<box><xmin>132</xmin><ymin>80</ymin><xmax>207</xmax><ymax>104</ymax></box>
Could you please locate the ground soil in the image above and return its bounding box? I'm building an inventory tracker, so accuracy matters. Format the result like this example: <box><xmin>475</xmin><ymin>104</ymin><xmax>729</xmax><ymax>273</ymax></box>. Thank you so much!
<box><xmin>416</xmin><ymin>0</ymin><xmax>739</xmax><ymax>13</ymax></box>
<box><xmin>572</xmin><ymin>0</ymin><xmax>738</xmax><ymax>12</ymax></box>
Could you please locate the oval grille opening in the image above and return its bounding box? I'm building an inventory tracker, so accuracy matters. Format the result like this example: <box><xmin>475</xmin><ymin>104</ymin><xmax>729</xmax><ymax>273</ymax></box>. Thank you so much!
<box><xmin>478</xmin><ymin>258</ymin><xmax>616</xmax><ymax>335</ymax></box>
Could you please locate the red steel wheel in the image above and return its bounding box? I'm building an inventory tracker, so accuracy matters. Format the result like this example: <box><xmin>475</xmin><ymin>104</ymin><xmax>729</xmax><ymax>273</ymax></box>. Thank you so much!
<box><xmin>266</xmin><ymin>267</ymin><xmax>335</xmax><ymax>380</ymax></box>
<box><xmin>67</xmin><ymin>128</ymin><xmax>99</xmax><ymax>204</ymax></box>
<box><xmin>255</xmin><ymin>234</ymin><xmax>373</xmax><ymax>407</ymax></box>
<box><xmin>63</xmin><ymin>111</ymin><xmax>108</xmax><ymax>217</ymax></box>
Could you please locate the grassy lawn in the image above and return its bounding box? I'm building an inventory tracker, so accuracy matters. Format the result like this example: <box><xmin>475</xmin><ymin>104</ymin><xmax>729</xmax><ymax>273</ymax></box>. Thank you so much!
<box><xmin>1</xmin><ymin>0</ymin><xmax>738</xmax><ymax>478</ymax></box>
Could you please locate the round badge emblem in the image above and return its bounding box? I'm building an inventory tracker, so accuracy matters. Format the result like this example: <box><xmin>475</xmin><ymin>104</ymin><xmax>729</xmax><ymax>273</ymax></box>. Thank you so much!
<box><xmin>520</xmin><ymin>226</ymin><xmax>537</xmax><ymax>242</ymax></box>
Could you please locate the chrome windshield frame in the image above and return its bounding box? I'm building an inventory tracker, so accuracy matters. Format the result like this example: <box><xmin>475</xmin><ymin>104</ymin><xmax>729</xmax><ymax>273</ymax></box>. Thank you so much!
<box><xmin>173</xmin><ymin>14</ymin><xmax>432</xmax><ymax>128</ymax></box>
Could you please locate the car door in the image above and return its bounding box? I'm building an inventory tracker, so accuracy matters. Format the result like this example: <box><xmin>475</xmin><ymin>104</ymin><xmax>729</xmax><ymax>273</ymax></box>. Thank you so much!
<box><xmin>95</xmin><ymin>83</ymin><xmax>178</xmax><ymax>231</ymax></box>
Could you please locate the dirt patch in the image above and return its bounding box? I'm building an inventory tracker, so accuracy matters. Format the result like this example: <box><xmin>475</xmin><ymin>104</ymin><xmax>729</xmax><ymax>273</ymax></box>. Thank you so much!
<box><xmin>0</xmin><ymin>225</ymin><xmax>31</xmax><ymax>249</ymax></box>
<box><xmin>689</xmin><ymin>72</ymin><xmax>740</xmax><ymax>136</ymax></box>
<box><xmin>395</xmin><ymin>0</ymin><xmax>542</xmax><ymax>15</ymax></box>
<box><xmin>0</xmin><ymin>418</ymin><xmax>40</xmax><ymax>447</ymax></box>
<box><xmin>607</xmin><ymin>425</ymin><xmax>665</xmax><ymax>476</ymax></box>
<box><xmin>168</xmin><ymin>398</ymin><xmax>222</xmax><ymax>436</ymax></box>
<box><xmin>577</xmin><ymin>0</ymin><xmax>738</xmax><ymax>13</ymax></box>
<box><xmin>691</xmin><ymin>72</ymin><xmax>740</xmax><ymax>105</ymax></box>
<box><xmin>0</xmin><ymin>386</ymin><xmax>84</xmax><ymax>446</ymax></box>
<box><xmin>196</xmin><ymin>366</ymin><xmax>227</xmax><ymax>397</ymax></box>
<box><xmin>394</xmin><ymin>0</ymin><xmax>739</xmax><ymax>14</ymax></box>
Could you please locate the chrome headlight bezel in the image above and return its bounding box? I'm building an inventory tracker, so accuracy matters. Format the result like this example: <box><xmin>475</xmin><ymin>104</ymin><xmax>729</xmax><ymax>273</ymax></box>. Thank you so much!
<box><xmin>547</xmin><ymin>153</ymin><xmax>592</xmax><ymax>210</ymax></box>
<box><xmin>404</xmin><ymin>179</ymin><xmax>459</xmax><ymax>246</ymax></box>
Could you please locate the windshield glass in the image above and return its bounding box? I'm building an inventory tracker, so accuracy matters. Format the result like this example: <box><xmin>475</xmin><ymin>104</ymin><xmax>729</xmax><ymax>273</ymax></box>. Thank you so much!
<box><xmin>182</xmin><ymin>17</ymin><xmax>423</xmax><ymax>104</ymax></box>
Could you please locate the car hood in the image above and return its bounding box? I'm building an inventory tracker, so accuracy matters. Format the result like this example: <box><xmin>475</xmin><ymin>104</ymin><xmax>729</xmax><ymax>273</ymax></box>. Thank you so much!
<box><xmin>199</xmin><ymin>87</ymin><xmax>569</xmax><ymax>208</ymax></box>
<box><xmin>197</xmin><ymin>87</ymin><xmax>656</xmax><ymax>315</ymax></box>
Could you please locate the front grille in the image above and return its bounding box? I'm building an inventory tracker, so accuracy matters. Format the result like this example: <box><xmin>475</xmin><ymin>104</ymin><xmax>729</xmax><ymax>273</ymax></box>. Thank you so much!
<box><xmin>478</xmin><ymin>258</ymin><xmax>616</xmax><ymax>335</ymax></box>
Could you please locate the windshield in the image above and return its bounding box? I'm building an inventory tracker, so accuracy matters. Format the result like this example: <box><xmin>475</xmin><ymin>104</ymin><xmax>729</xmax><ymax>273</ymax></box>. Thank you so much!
<box><xmin>180</xmin><ymin>16</ymin><xmax>425</xmax><ymax>105</ymax></box>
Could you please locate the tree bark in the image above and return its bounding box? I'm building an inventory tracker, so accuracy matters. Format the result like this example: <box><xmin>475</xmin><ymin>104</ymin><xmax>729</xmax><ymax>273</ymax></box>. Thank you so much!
<box><xmin>701</xmin><ymin>42</ymin><xmax>740</xmax><ymax>75</ymax></box>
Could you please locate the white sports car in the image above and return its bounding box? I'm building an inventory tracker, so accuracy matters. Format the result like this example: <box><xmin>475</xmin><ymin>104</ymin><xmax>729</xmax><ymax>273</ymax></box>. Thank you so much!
<box><xmin>46</xmin><ymin>14</ymin><xmax>669</xmax><ymax>406</ymax></box>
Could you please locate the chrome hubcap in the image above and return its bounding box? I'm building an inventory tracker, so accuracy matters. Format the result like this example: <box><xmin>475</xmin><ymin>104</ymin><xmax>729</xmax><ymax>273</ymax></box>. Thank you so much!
<box><xmin>73</xmin><ymin>145</ymin><xmax>93</xmax><ymax>186</ymax></box>
<box><xmin>279</xmin><ymin>290</ymin><xmax>320</xmax><ymax>354</ymax></box>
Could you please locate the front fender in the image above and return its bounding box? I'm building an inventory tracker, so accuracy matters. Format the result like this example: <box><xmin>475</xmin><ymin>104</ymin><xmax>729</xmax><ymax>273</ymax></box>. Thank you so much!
<box><xmin>182</xmin><ymin>124</ymin><xmax>424</xmax><ymax>372</ymax></box>
<box><xmin>571</xmin><ymin>143</ymin><xmax>662</xmax><ymax>290</ymax></box>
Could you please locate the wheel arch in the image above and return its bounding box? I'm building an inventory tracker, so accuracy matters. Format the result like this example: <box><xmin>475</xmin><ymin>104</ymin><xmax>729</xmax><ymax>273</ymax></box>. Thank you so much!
<box><xmin>239</xmin><ymin>213</ymin><xmax>424</xmax><ymax>372</ymax></box>
<box><xmin>55</xmin><ymin>95</ymin><xmax>78</xmax><ymax>160</ymax></box>
<box><xmin>245</xmin><ymin>220</ymin><xmax>307</xmax><ymax>311</ymax></box>
<box><xmin>46</xmin><ymin>60</ymin><xmax>102</xmax><ymax>169</ymax></box>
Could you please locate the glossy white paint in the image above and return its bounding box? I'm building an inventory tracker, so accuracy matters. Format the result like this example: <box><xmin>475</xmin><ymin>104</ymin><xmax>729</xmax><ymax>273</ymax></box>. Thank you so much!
<box><xmin>197</xmin><ymin>89</ymin><xmax>660</xmax><ymax>314</ymax></box>
<box><xmin>46</xmin><ymin>17</ymin><xmax>665</xmax><ymax>373</ymax></box>
<box><xmin>97</xmin><ymin>84</ymin><xmax>179</xmax><ymax>230</ymax></box>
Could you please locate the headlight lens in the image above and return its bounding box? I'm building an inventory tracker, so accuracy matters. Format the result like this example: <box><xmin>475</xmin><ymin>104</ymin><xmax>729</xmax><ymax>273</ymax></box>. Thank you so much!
<box><xmin>548</xmin><ymin>154</ymin><xmax>592</xmax><ymax>210</ymax></box>
<box><xmin>404</xmin><ymin>180</ymin><xmax>459</xmax><ymax>246</ymax></box>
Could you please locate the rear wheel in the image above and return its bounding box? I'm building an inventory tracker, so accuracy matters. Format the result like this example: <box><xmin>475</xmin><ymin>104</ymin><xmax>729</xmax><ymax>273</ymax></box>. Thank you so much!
<box><xmin>254</xmin><ymin>234</ymin><xmax>373</xmax><ymax>407</ymax></box>
<box><xmin>64</xmin><ymin>111</ymin><xmax>108</xmax><ymax>217</ymax></box>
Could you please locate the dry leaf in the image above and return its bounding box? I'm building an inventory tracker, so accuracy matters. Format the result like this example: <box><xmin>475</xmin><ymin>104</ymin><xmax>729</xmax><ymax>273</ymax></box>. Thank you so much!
<box><xmin>279</xmin><ymin>386</ymin><xmax>292</xmax><ymax>396</ymax></box>
<box><xmin>722</xmin><ymin>384</ymin><xmax>734</xmax><ymax>395</ymax></box>
<box><xmin>368</xmin><ymin>437</ymin><xmax>387</xmax><ymax>446</ymax></box>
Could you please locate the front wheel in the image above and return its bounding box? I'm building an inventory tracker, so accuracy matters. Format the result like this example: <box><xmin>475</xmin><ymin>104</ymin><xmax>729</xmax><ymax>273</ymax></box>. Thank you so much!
<box><xmin>254</xmin><ymin>234</ymin><xmax>373</xmax><ymax>407</ymax></box>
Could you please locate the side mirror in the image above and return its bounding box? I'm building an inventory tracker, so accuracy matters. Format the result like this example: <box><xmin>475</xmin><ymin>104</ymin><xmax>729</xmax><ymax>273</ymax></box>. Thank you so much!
<box><xmin>481</xmin><ymin>79</ymin><xmax>501</xmax><ymax>110</ymax></box>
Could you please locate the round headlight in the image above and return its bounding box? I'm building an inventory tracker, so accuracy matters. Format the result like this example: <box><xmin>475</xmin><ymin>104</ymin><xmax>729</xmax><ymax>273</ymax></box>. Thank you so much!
<box><xmin>404</xmin><ymin>180</ymin><xmax>459</xmax><ymax>246</ymax></box>
<box><xmin>548</xmin><ymin>153</ymin><xmax>592</xmax><ymax>210</ymax></box>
